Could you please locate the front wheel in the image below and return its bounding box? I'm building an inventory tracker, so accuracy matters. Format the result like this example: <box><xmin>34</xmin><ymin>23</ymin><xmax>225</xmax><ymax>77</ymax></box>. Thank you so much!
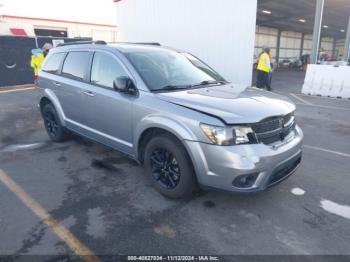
<box><xmin>144</xmin><ymin>134</ymin><xmax>197</xmax><ymax>199</ymax></box>
<box><xmin>42</xmin><ymin>103</ymin><xmax>68</xmax><ymax>142</ymax></box>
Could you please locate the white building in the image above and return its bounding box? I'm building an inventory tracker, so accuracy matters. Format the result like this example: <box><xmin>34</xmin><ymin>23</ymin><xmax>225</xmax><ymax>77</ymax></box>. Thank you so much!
<box><xmin>115</xmin><ymin>0</ymin><xmax>257</xmax><ymax>86</ymax></box>
<box><xmin>0</xmin><ymin>15</ymin><xmax>118</xmax><ymax>42</ymax></box>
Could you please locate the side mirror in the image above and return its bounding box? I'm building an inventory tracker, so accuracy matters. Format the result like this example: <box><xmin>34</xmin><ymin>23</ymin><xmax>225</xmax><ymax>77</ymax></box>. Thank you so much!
<box><xmin>113</xmin><ymin>76</ymin><xmax>138</xmax><ymax>95</ymax></box>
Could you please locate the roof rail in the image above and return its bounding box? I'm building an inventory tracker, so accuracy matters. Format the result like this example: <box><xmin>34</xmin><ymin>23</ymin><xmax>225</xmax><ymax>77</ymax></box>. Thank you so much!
<box><xmin>115</xmin><ymin>42</ymin><xmax>161</xmax><ymax>46</ymax></box>
<box><xmin>56</xmin><ymin>40</ymin><xmax>107</xmax><ymax>47</ymax></box>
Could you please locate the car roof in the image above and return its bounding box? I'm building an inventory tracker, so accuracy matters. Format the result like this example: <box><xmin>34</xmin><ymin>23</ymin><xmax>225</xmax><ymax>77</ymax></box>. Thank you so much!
<box><xmin>51</xmin><ymin>42</ymin><xmax>183</xmax><ymax>54</ymax></box>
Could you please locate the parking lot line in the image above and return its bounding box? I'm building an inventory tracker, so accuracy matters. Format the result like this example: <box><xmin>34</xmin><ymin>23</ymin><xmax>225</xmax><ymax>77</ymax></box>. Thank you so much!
<box><xmin>0</xmin><ymin>87</ymin><xmax>36</xmax><ymax>94</ymax></box>
<box><xmin>297</xmin><ymin>92</ymin><xmax>350</xmax><ymax>102</ymax></box>
<box><xmin>304</xmin><ymin>145</ymin><xmax>350</xmax><ymax>158</ymax></box>
<box><xmin>299</xmin><ymin>103</ymin><xmax>350</xmax><ymax>111</ymax></box>
<box><xmin>289</xmin><ymin>93</ymin><xmax>313</xmax><ymax>106</ymax></box>
<box><xmin>0</xmin><ymin>169</ymin><xmax>100</xmax><ymax>262</ymax></box>
<box><xmin>276</xmin><ymin>92</ymin><xmax>350</xmax><ymax>111</ymax></box>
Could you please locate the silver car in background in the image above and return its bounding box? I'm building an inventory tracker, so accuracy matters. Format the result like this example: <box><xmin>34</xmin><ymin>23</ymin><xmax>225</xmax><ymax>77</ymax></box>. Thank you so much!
<box><xmin>37</xmin><ymin>42</ymin><xmax>303</xmax><ymax>198</ymax></box>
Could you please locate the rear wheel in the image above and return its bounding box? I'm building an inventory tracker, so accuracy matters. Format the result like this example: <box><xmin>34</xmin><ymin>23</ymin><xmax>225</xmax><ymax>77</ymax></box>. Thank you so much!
<box><xmin>144</xmin><ymin>134</ymin><xmax>197</xmax><ymax>199</ymax></box>
<box><xmin>42</xmin><ymin>103</ymin><xmax>68</xmax><ymax>142</ymax></box>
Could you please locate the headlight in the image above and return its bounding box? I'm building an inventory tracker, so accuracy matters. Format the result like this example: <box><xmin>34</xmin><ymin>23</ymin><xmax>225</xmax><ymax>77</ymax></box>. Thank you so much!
<box><xmin>200</xmin><ymin>124</ymin><xmax>255</xmax><ymax>146</ymax></box>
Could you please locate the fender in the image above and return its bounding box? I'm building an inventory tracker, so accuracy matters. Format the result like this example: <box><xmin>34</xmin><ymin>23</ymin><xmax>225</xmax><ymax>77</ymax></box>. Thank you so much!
<box><xmin>134</xmin><ymin>114</ymin><xmax>197</xmax><ymax>157</ymax></box>
<box><xmin>41</xmin><ymin>89</ymin><xmax>67</xmax><ymax>126</ymax></box>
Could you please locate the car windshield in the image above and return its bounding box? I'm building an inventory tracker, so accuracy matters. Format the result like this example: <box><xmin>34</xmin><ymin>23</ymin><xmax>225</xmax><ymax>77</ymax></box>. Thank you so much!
<box><xmin>125</xmin><ymin>50</ymin><xmax>227</xmax><ymax>91</ymax></box>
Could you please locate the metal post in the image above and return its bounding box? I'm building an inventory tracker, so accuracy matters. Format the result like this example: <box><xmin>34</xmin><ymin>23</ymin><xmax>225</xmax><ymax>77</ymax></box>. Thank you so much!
<box><xmin>343</xmin><ymin>16</ymin><xmax>350</xmax><ymax>62</ymax></box>
<box><xmin>35</xmin><ymin>37</ymin><xmax>38</xmax><ymax>48</ymax></box>
<box><xmin>299</xmin><ymin>33</ymin><xmax>305</xmax><ymax>58</ymax></box>
<box><xmin>311</xmin><ymin>0</ymin><xmax>325</xmax><ymax>64</ymax></box>
<box><xmin>275</xmin><ymin>30</ymin><xmax>281</xmax><ymax>68</ymax></box>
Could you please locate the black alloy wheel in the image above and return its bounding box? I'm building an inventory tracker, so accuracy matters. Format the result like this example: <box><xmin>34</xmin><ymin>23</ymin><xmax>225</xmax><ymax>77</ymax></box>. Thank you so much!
<box><xmin>42</xmin><ymin>103</ymin><xmax>68</xmax><ymax>142</ymax></box>
<box><xmin>150</xmin><ymin>148</ymin><xmax>181</xmax><ymax>189</ymax></box>
<box><xmin>44</xmin><ymin>111</ymin><xmax>59</xmax><ymax>138</ymax></box>
<box><xmin>144</xmin><ymin>134</ymin><xmax>197</xmax><ymax>198</ymax></box>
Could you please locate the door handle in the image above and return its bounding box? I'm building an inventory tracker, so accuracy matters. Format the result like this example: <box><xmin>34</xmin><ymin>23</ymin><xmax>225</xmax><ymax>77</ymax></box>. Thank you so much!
<box><xmin>53</xmin><ymin>81</ymin><xmax>61</xmax><ymax>87</ymax></box>
<box><xmin>82</xmin><ymin>91</ymin><xmax>95</xmax><ymax>97</ymax></box>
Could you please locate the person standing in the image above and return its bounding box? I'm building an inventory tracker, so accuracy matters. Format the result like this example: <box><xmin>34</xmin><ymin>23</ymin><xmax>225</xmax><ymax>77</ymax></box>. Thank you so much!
<box><xmin>256</xmin><ymin>47</ymin><xmax>271</xmax><ymax>91</ymax></box>
<box><xmin>30</xmin><ymin>48</ymin><xmax>44</xmax><ymax>82</ymax></box>
<box><xmin>42</xmin><ymin>43</ymin><xmax>53</xmax><ymax>57</ymax></box>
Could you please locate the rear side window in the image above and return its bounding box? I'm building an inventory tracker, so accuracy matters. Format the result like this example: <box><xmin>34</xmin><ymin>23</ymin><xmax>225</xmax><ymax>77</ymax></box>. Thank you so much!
<box><xmin>91</xmin><ymin>52</ymin><xmax>128</xmax><ymax>88</ymax></box>
<box><xmin>62</xmin><ymin>51</ymin><xmax>90</xmax><ymax>81</ymax></box>
<box><xmin>42</xmin><ymin>53</ymin><xmax>66</xmax><ymax>74</ymax></box>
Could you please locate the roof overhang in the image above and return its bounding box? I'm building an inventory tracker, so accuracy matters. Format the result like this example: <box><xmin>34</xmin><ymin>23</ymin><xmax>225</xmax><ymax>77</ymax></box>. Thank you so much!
<box><xmin>257</xmin><ymin>0</ymin><xmax>350</xmax><ymax>39</ymax></box>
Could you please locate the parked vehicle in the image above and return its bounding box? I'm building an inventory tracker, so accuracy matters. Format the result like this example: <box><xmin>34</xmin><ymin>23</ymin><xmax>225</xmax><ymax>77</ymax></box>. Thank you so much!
<box><xmin>278</xmin><ymin>57</ymin><xmax>301</xmax><ymax>69</ymax></box>
<box><xmin>37</xmin><ymin>41</ymin><xmax>303</xmax><ymax>198</ymax></box>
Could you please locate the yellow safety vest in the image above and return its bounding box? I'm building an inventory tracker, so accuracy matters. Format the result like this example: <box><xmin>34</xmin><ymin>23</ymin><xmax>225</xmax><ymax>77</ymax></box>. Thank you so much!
<box><xmin>30</xmin><ymin>53</ymin><xmax>44</xmax><ymax>76</ymax></box>
<box><xmin>257</xmin><ymin>52</ymin><xmax>270</xmax><ymax>73</ymax></box>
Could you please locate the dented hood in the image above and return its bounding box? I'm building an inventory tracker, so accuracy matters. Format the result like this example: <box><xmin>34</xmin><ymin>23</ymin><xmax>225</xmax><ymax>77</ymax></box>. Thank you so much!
<box><xmin>157</xmin><ymin>84</ymin><xmax>296</xmax><ymax>124</ymax></box>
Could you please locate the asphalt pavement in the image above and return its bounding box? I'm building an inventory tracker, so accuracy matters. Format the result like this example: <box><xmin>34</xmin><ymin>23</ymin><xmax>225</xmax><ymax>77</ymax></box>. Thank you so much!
<box><xmin>0</xmin><ymin>72</ymin><xmax>349</xmax><ymax>259</ymax></box>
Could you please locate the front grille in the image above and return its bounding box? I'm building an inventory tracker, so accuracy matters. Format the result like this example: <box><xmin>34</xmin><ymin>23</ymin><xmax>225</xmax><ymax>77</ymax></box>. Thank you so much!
<box><xmin>251</xmin><ymin>113</ymin><xmax>295</xmax><ymax>145</ymax></box>
<box><xmin>251</xmin><ymin>117</ymin><xmax>283</xmax><ymax>134</ymax></box>
<box><xmin>268</xmin><ymin>155</ymin><xmax>302</xmax><ymax>186</ymax></box>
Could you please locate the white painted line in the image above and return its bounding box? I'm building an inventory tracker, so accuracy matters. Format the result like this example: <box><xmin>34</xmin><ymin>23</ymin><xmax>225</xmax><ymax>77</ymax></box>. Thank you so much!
<box><xmin>0</xmin><ymin>87</ymin><xmax>36</xmax><ymax>94</ymax></box>
<box><xmin>0</xmin><ymin>169</ymin><xmax>99</xmax><ymax>262</ymax></box>
<box><xmin>320</xmin><ymin>199</ymin><xmax>350</xmax><ymax>220</ymax></box>
<box><xmin>291</xmin><ymin>187</ymin><xmax>305</xmax><ymax>196</ymax></box>
<box><xmin>290</xmin><ymin>93</ymin><xmax>313</xmax><ymax>106</ymax></box>
<box><xmin>274</xmin><ymin>91</ymin><xmax>350</xmax><ymax>111</ymax></box>
<box><xmin>299</xmin><ymin>103</ymin><xmax>350</xmax><ymax>111</ymax></box>
<box><xmin>304</xmin><ymin>145</ymin><xmax>350</xmax><ymax>158</ymax></box>
<box><xmin>1</xmin><ymin>143</ymin><xmax>47</xmax><ymax>153</ymax></box>
<box><xmin>298</xmin><ymin>92</ymin><xmax>350</xmax><ymax>102</ymax></box>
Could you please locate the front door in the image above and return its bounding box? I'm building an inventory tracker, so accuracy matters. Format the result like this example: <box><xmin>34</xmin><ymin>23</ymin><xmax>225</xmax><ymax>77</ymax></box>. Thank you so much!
<box><xmin>79</xmin><ymin>51</ymin><xmax>136</xmax><ymax>155</ymax></box>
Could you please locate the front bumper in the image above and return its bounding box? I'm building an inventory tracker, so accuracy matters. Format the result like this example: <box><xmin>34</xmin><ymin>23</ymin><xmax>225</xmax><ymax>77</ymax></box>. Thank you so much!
<box><xmin>185</xmin><ymin>125</ymin><xmax>303</xmax><ymax>193</ymax></box>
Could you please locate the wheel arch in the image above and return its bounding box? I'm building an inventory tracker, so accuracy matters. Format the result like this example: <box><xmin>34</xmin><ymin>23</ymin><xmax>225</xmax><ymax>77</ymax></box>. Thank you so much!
<box><xmin>39</xmin><ymin>89</ymin><xmax>66</xmax><ymax>126</ymax></box>
<box><xmin>135</xmin><ymin>116</ymin><xmax>197</xmax><ymax>163</ymax></box>
<box><xmin>137</xmin><ymin>125</ymin><xmax>201</xmax><ymax>188</ymax></box>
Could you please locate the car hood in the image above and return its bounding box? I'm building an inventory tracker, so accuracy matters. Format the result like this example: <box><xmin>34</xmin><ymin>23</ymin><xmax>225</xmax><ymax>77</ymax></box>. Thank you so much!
<box><xmin>156</xmin><ymin>84</ymin><xmax>296</xmax><ymax>124</ymax></box>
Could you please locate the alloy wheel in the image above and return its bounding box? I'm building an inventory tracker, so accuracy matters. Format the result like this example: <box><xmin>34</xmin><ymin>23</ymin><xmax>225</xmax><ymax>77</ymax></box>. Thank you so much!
<box><xmin>150</xmin><ymin>148</ymin><xmax>181</xmax><ymax>189</ymax></box>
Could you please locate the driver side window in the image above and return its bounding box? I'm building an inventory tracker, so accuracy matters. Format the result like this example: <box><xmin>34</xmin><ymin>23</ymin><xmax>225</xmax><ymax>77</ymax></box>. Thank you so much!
<box><xmin>91</xmin><ymin>52</ymin><xmax>127</xmax><ymax>88</ymax></box>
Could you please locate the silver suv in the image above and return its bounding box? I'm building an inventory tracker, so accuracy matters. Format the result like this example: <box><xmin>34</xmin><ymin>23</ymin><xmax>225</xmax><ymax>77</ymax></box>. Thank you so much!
<box><xmin>38</xmin><ymin>42</ymin><xmax>303</xmax><ymax>198</ymax></box>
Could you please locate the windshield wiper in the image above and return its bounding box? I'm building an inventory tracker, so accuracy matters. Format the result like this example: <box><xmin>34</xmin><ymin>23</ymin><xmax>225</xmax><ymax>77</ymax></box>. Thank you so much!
<box><xmin>190</xmin><ymin>80</ymin><xmax>227</xmax><ymax>88</ymax></box>
<box><xmin>152</xmin><ymin>85</ymin><xmax>191</xmax><ymax>92</ymax></box>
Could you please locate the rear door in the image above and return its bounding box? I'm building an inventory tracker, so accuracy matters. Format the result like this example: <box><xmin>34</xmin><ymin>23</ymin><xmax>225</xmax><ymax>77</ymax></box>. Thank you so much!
<box><xmin>39</xmin><ymin>51</ymin><xmax>66</xmax><ymax>94</ymax></box>
<box><xmin>56</xmin><ymin>51</ymin><xmax>92</xmax><ymax>127</ymax></box>
<box><xmin>79</xmin><ymin>50</ymin><xmax>136</xmax><ymax>155</ymax></box>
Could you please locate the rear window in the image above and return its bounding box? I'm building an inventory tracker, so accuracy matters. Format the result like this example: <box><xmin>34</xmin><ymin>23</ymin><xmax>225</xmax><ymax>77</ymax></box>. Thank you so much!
<box><xmin>62</xmin><ymin>51</ymin><xmax>90</xmax><ymax>81</ymax></box>
<box><xmin>42</xmin><ymin>52</ymin><xmax>66</xmax><ymax>74</ymax></box>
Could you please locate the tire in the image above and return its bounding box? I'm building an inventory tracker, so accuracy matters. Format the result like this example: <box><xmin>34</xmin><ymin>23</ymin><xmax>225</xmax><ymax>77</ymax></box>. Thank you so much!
<box><xmin>144</xmin><ymin>134</ymin><xmax>197</xmax><ymax>199</ymax></box>
<box><xmin>42</xmin><ymin>103</ymin><xmax>68</xmax><ymax>142</ymax></box>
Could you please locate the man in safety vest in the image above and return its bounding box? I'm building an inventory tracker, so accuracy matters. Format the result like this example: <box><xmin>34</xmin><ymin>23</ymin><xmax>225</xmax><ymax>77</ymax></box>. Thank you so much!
<box><xmin>256</xmin><ymin>46</ymin><xmax>272</xmax><ymax>91</ymax></box>
<box><xmin>30</xmin><ymin>48</ymin><xmax>44</xmax><ymax>82</ymax></box>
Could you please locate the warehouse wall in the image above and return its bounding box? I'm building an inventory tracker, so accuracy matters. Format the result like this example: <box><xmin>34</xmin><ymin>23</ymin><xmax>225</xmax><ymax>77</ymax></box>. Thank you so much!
<box><xmin>255</xmin><ymin>26</ymin><xmax>338</xmax><ymax>63</ymax></box>
<box><xmin>116</xmin><ymin>0</ymin><xmax>257</xmax><ymax>86</ymax></box>
<box><xmin>255</xmin><ymin>26</ymin><xmax>278</xmax><ymax>62</ymax></box>
<box><xmin>335</xmin><ymin>39</ymin><xmax>346</xmax><ymax>59</ymax></box>
<box><xmin>280</xmin><ymin>31</ymin><xmax>302</xmax><ymax>59</ymax></box>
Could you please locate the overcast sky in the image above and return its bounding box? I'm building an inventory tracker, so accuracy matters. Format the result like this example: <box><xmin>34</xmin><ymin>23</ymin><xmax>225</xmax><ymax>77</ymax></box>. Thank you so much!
<box><xmin>0</xmin><ymin>0</ymin><xmax>117</xmax><ymax>25</ymax></box>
